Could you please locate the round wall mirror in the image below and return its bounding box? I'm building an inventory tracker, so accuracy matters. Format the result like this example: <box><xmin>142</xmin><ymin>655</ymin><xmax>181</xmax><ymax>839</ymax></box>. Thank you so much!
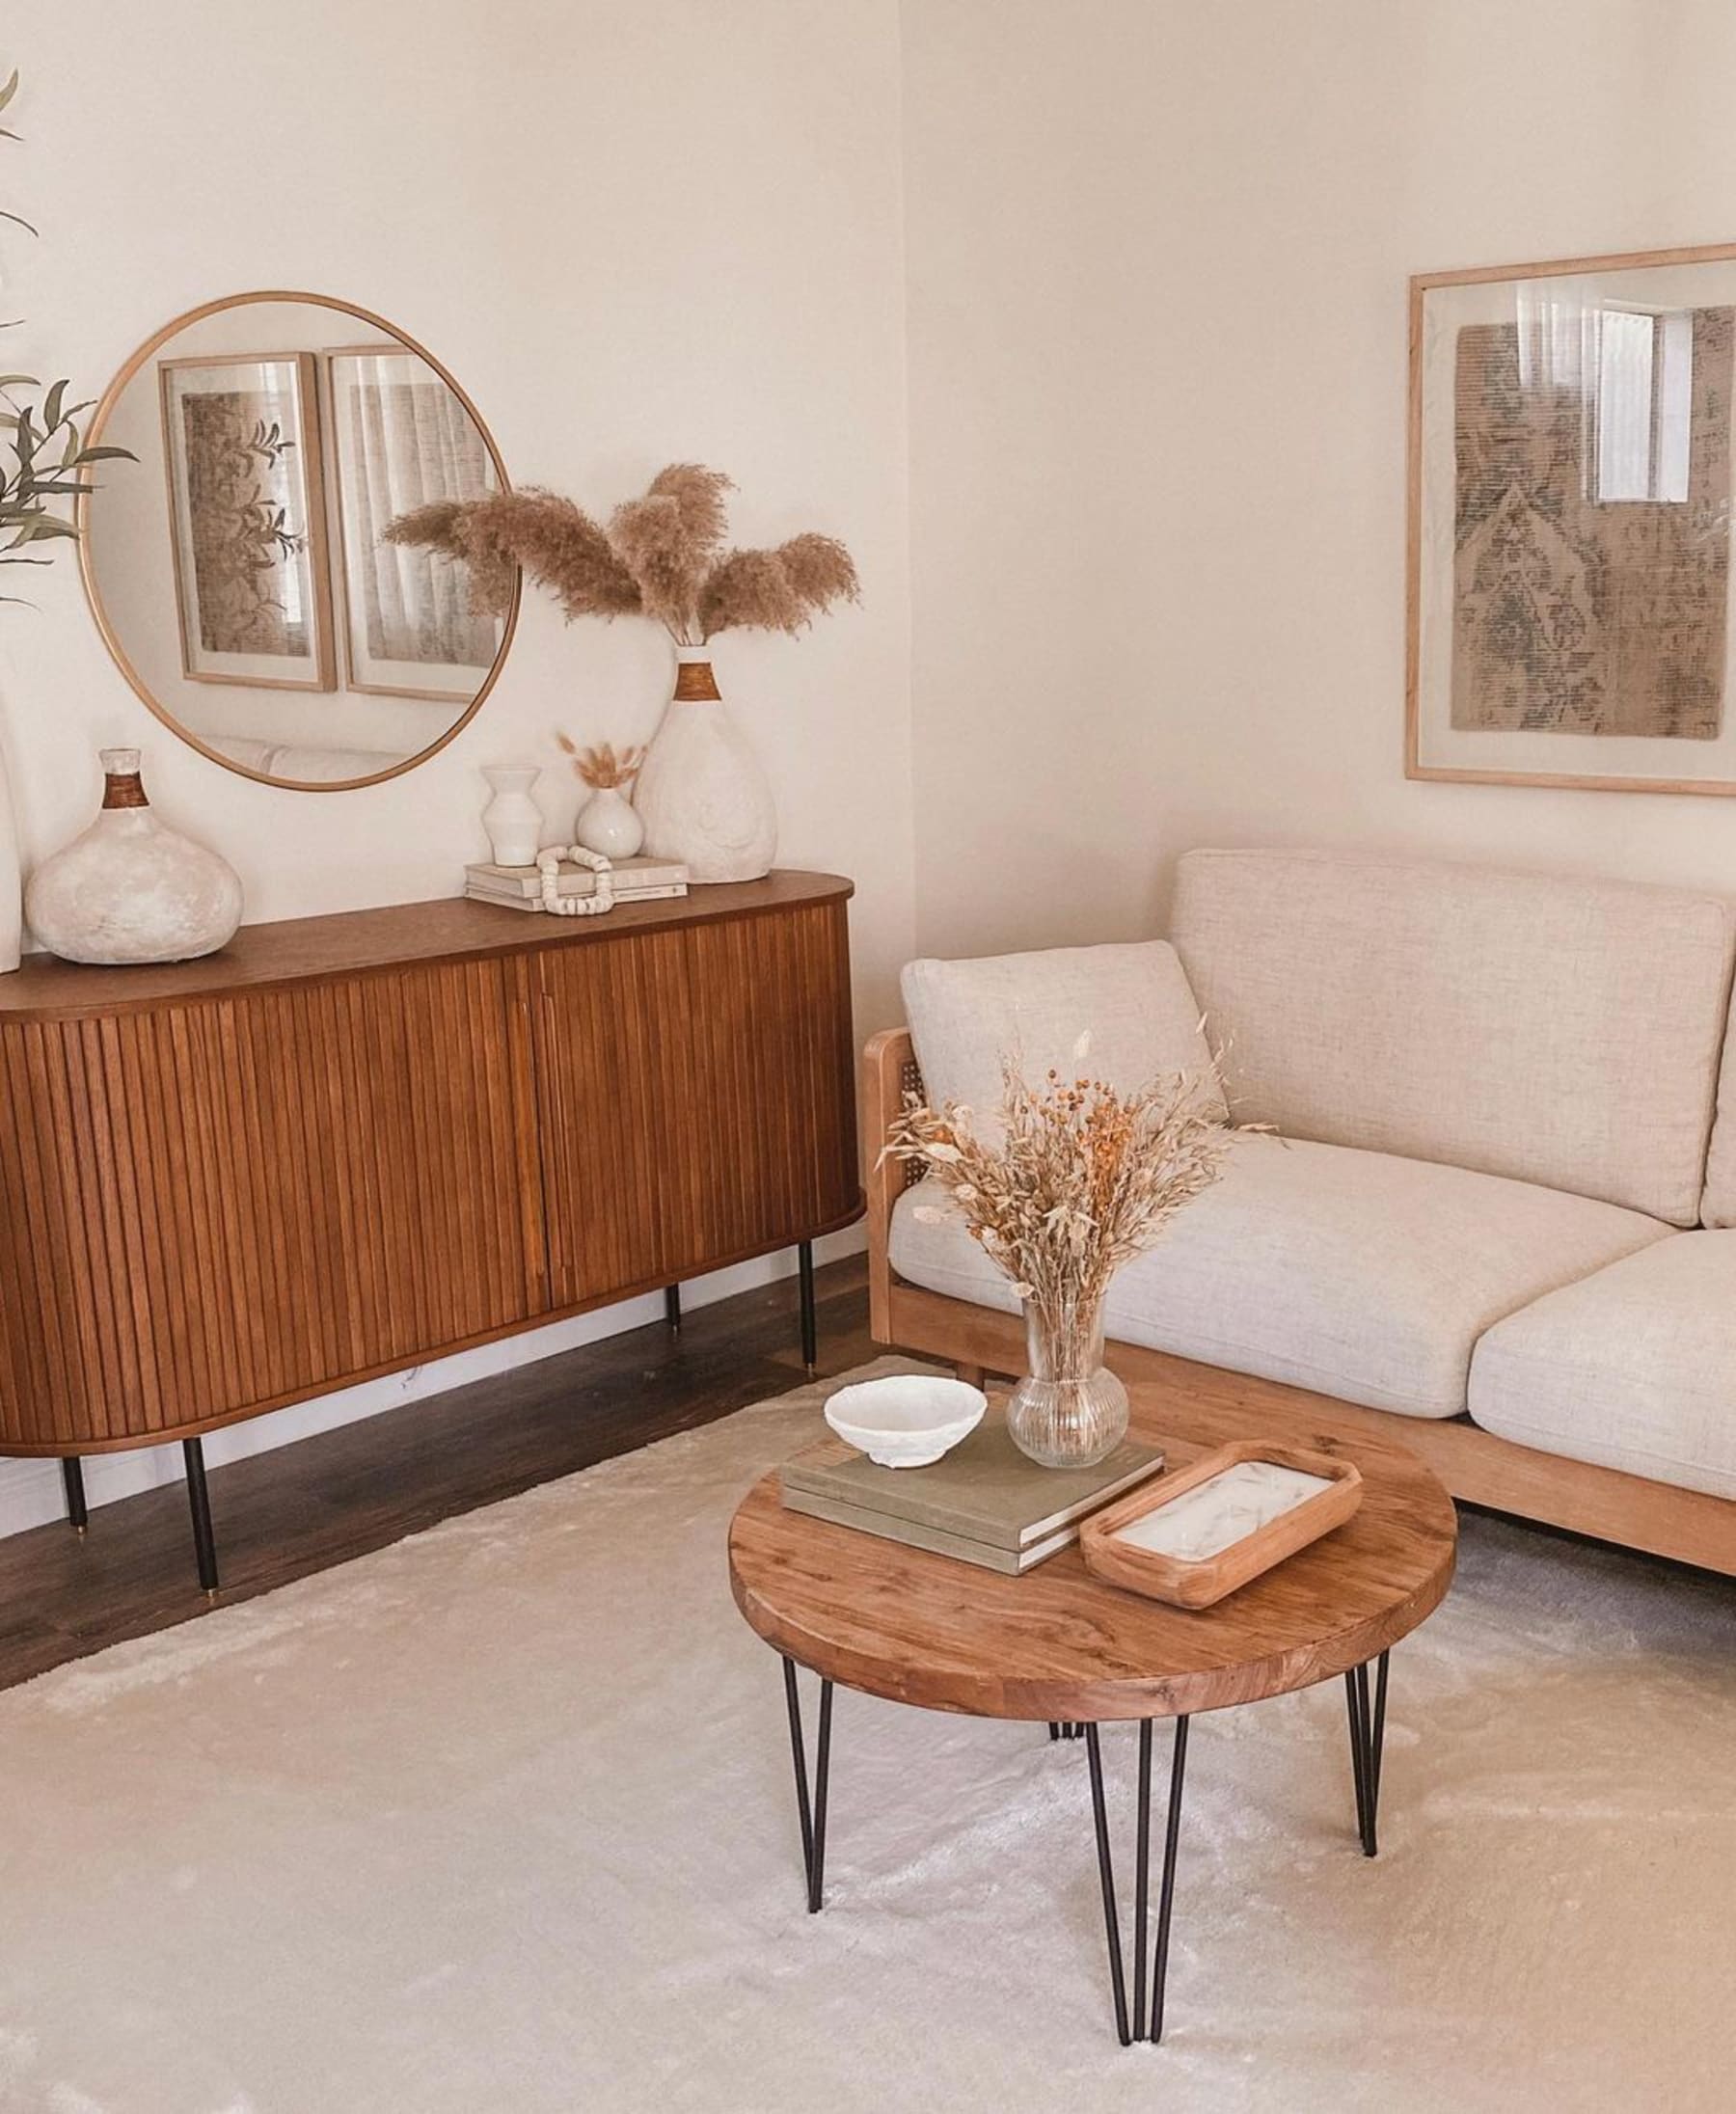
<box><xmin>78</xmin><ymin>291</ymin><xmax>520</xmax><ymax>791</ymax></box>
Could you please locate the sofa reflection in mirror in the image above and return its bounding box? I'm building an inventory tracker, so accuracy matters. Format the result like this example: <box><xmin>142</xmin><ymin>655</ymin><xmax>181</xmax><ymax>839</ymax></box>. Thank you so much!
<box><xmin>79</xmin><ymin>291</ymin><xmax>519</xmax><ymax>791</ymax></box>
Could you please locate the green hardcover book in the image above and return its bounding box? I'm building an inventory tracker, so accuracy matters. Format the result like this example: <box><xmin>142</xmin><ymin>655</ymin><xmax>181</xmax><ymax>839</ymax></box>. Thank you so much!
<box><xmin>780</xmin><ymin>1486</ymin><xmax>1083</xmax><ymax>1574</ymax></box>
<box><xmin>778</xmin><ymin>1407</ymin><xmax>1163</xmax><ymax>1557</ymax></box>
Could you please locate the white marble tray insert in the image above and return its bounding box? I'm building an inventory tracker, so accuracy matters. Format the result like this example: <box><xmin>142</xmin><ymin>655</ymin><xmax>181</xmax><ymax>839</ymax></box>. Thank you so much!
<box><xmin>1110</xmin><ymin>1460</ymin><xmax>1333</xmax><ymax>1563</ymax></box>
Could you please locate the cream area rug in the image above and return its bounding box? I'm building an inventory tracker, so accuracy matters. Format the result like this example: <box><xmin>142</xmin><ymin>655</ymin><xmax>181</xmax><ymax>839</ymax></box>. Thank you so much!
<box><xmin>0</xmin><ymin>1358</ymin><xmax>1732</xmax><ymax>2114</ymax></box>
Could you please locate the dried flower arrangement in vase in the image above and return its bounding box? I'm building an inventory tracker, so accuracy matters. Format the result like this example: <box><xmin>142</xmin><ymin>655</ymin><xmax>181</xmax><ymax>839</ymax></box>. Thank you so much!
<box><xmin>560</xmin><ymin>736</ymin><xmax>647</xmax><ymax>860</ymax></box>
<box><xmin>885</xmin><ymin>1043</ymin><xmax>1234</xmax><ymax>1467</ymax></box>
<box><xmin>387</xmin><ymin>466</ymin><xmax>857</xmax><ymax>882</ymax></box>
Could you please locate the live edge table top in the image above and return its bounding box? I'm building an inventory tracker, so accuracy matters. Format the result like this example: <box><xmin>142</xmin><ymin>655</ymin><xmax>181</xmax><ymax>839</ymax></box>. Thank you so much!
<box><xmin>728</xmin><ymin>1380</ymin><xmax>1458</xmax><ymax>1723</ymax></box>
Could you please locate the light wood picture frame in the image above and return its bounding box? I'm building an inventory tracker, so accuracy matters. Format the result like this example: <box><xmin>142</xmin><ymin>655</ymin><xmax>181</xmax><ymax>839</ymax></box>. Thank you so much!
<box><xmin>158</xmin><ymin>350</ymin><xmax>336</xmax><ymax>691</ymax></box>
<box><xmin>324</xmin><ymin>344</ymin><xmax>504</xmax><ymax>704</ymax></box>
<box><xmin>1407</xmin><ymin>240</ymin><xmax>1736</xmax><ymax>796</ymax></box>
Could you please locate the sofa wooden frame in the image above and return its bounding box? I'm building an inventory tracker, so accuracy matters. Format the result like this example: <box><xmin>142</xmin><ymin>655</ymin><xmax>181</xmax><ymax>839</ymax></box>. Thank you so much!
<box><xmin>863</xmin><ymin>1029</ymin><xmax>1736</xmax><ymax>1579</ymax></box>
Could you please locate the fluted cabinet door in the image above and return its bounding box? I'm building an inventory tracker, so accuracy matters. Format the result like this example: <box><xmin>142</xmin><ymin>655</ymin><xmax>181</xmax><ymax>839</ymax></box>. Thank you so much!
<box><xmin>533</xmin><ymin>899</ymin><xmax>859</xmax><ymax>1308</ymax></box>
<box><xmin>0</xmin><ymin>956</ymin><xmax>543</xmax><ymax>1451</ymax></box>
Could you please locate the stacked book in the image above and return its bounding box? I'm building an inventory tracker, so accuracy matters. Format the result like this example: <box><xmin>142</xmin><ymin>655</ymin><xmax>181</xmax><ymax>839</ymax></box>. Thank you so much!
<box><xmin>465</xmin><ymin>854</ymin><xmax>689</xmax><ymax>911</ymax></box>
<box><xmin>779</xmin><ymin>1410</ymin><xmax>1165</xmax><ymax>1574</ymax></box>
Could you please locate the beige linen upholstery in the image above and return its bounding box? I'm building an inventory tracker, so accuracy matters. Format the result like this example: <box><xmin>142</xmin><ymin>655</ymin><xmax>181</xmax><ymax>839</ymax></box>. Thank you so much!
<box><xmin>1704</xmin><ymin>1023</ymin><xmax>1736</xmax><ymax>1227</ymax></box>
<box><xmin>900</xmin><ymin>941</ymin><xmax>1224</xmax><ymax>1121</ymax></box>
<box><xmin>1470</xmin><ymin>1233</ymin><xmax>1736</xmax><ymax>1500</ymax></box>
<box><xmin>1171</xmin><ymin>850</ymin><xmax>1736</xmax><ymax>1227</ymax></box>
<box><xmin>890</xmin><ymin>1134</ymin><xmax>1670</xmax><ymax>1421</ymax></box>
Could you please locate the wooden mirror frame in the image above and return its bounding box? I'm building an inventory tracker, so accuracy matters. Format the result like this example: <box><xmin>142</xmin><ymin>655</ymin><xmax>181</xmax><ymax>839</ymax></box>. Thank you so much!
<box><xmin>76</xmin><ymin>289</ymin><xmax>522</xmax><ymax>794</ymax></box>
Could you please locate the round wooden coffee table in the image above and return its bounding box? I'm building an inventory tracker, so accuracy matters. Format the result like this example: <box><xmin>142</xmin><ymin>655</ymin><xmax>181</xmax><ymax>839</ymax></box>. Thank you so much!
<box><xmin>728</xmin><ymin>1394</ymin><xmax>1457</xmax><ymax>2046</ymax></box>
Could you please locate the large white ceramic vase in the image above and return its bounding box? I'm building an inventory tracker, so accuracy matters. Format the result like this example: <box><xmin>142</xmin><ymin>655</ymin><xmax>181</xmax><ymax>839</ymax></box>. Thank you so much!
<box><xmin>25</xmin><ymin>747</ymin><xmax>243</xmax><ymax>965</ymax></box>
<box><xmin>634</xmin><ymin>646</ymin><xmax>776</xmax><ymax>883</ymax></box>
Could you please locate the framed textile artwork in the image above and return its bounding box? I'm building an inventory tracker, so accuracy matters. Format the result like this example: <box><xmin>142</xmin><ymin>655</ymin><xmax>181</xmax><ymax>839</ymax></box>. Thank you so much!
<box><xmin>326</xmin><ymin>346</ymin><xmax>503</xmax><ymax>702</ymax></box>
<box><xmin>1407</xmin><ymin>242</ymin><xmax>1736</xmax><ymax>795</ymax></box>
<box><xmin>158</xmin><ymin>352</ymin><xmax>335</xmax><ymax>691</ymax></box>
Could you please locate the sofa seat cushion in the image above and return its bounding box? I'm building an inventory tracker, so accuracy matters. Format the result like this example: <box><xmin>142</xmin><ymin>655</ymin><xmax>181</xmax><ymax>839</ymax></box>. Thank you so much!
<box><xmin>1470</xmin><ymin>1233</ymin><xmax>1736</xmax><ymax>1500</ymax></box>
<box><xmin>890</xmin><ymin>1135</ymin><xmax>1670</xmax><ymax>1421</ymax></box>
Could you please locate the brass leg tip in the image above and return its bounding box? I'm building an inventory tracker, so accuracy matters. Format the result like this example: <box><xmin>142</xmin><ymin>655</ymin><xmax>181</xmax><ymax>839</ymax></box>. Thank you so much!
<box><xmin>804</xmin><ymin>1362</ymin><xmax>818</xmax><ymax>1380</ymax></box>
<box><xmin>203</xmin><ymin>1587</ymin><xmax>220</xmax><ymax>1605</ymax></box>
<box><xmin>73</xmin><ymin>1525</ymin><xmax>88</xmax><ymax>1540</ymax></box>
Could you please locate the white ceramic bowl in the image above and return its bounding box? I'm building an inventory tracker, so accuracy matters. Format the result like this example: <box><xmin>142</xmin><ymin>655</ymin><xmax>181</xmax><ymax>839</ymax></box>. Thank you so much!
<box><xmin>824</xmin><ymin>1374</ymin><xmax>988</xmax><ymax>1469</ymax></box>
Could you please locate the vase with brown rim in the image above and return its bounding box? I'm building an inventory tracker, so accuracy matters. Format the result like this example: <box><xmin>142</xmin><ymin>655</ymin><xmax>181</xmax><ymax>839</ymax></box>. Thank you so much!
<box><xmin>633</xmin><ymin>646</ymin><xmax>777</xmax><ymax>883</ymax></box>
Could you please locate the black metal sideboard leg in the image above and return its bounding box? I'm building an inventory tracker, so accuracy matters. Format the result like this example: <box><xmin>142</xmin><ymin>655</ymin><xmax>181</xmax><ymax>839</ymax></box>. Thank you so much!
<box><xmin>1084</xmin><ymin>1719</ymin><xmax>1190</xmax><ymax>2047</ymax></box>
<box><xmin>664</xmin><ymin>1283</ymin><xmax>682</xmax><ymax>1333</ymax></box>
<box><xmin>797</xmin><ymin>1241</ymin><xmax>818</xmax><ymax>1376</ymax></box>
<box><xmin>182</xmin><ymin>1438</ymin><xmax>220</xmax><ymax>1599</ymax></box>
<box><xmin>781</xmin><ymin>1655</ymin><xmax>834</xmax><ymax>1913</ymax></box>
<box><xmin>60</xmin><ymin>1457</ymin><xmax>88</xmax><ymax>1537</ymax></box>
<box><xmin>1344</xmin><ymin>1650</ymin><xmax>1391</xmax><ymax>1857</ymax></box>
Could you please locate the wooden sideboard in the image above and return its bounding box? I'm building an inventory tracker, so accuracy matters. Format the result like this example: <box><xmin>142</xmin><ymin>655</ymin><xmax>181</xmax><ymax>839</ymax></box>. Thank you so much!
<box><xmin>0</xmin><ymin>871</ymin><xmax>861</xmax><ymax>1586</ymax></box>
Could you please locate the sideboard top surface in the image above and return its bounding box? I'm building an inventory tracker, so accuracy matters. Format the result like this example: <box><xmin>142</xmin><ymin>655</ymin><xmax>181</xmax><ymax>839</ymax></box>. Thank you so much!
<box><xmin>0</xmin><ymin>869</ymin><xmax>855</xmax><ymax>1022</ymax></box>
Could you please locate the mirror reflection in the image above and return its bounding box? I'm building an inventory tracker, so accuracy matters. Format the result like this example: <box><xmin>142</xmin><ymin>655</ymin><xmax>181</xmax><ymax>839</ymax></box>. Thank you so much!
<box><xmin>82</xmin><ymin>295</ymin><xmax>516</xmax><ymax>790</ymax></box>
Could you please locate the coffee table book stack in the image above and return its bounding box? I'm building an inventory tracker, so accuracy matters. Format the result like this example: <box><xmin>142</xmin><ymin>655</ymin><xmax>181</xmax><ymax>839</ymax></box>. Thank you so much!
<box><xmin>778</xmin><ymin>1409</ymin><xmax>1165</xmax><ymax>1574</ymax></box>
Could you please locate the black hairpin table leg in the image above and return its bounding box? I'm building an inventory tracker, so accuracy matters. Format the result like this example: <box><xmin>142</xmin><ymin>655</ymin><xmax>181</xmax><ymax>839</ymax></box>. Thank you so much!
<box><xmin>1344</xmin><ymin>1651</ymin><xmax>1391</xmax><ymax>1857</ymax></box>
<box><xmin>782</xmin><ymin>1656</ymin><xmax>834</xmax><ymax>1913</ymax></box>
<box><xmin>60</xmin><ymin>1457</ymin><xmax>89</xmax><ymax>1537</ymax></box>
<box><xmin>1084</xmin><ymin>1719</ymin><xmax>1190</xmax><ymax>2046</ymax></box>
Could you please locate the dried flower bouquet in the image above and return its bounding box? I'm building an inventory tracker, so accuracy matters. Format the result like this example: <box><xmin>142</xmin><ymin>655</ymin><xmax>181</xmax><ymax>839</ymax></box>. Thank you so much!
<box><xmin>386</xmin><ymin>464</ymin><xmax>857</xmax><ymax>648</ymax></box>
<box><xmin>884</xmin><ymin>1042</ymin><xmax>1234</xmax><ymax>1464</ymax></box>
<box><xmin>558</xmin><ymin>735</ymin><xmax>644</xmax><ymax>790</ymax></box>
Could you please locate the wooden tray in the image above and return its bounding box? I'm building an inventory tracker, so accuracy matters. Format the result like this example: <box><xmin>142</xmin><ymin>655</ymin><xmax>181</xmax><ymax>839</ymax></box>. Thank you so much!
<box><xmin>1079</xmin><ymin>1440</ymin><xmax>1363</xmax><ymax>1610</ymax></box>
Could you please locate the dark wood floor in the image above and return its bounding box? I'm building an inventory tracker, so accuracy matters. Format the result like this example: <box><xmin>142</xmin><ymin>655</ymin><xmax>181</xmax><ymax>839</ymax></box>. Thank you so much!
<box><xmin>0</xmin><ymin>1255</ymin><xmax>878</xmax><ymax>1694</ymax></box>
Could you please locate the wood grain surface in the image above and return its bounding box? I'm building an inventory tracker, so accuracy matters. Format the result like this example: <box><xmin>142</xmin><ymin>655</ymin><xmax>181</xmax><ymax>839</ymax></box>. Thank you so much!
<box><xmin>0</xmin><ymin>875</ymin><xmax>860</xmax><ymax>1454</ymax></box>
<box><xmin>0</xmin><ymin>872</ymin><xmax>853</xmax><ymax>1023</ymax></box>
<box><xmin>729</xmin><ymin>1384</ymin><xmax>1456</xmax><ymax>1721</ymax></box>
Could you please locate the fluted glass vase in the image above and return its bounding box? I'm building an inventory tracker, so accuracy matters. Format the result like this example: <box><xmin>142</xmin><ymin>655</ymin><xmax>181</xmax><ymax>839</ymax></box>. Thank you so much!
<box><xmin>1004</xmin><ymin>1299</ymin><xmax>1130</xmax><ymax>1469</ymax></box>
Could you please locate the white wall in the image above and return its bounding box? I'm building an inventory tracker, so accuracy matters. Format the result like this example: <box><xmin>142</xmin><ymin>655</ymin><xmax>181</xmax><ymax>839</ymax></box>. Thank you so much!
<box><xmin>0</xmin><ymin>0</ymin><xmax>913</xmax><ymax>1533</ymax></box>
<box><xmin>901</xmin><ymin>0</ymin><xmax>1736</xmax><ymax>960</ymax></box>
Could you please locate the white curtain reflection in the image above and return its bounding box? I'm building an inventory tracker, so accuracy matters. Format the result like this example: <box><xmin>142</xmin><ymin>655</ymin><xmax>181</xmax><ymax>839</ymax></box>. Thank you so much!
<box><xmin>1514</xmin><ymin>288</ymin><xmax>1692</xmax><ymax>503</ymax></box>
<box><xmin>338</xmin><ymin>359</ymin><xmax>498</xmax><ymax>669</ymax></box>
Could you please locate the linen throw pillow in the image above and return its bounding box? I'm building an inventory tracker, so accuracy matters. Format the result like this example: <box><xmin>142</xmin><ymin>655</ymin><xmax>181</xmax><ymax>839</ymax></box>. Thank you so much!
<box><xmin>900</xmin><ymin>941</ymin><xmax>1226</xmax><ymax>1126</ymax></box>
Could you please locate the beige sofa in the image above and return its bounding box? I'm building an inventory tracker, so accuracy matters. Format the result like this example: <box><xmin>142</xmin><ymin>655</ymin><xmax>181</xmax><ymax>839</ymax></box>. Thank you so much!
<box><xmin>865</xmin><ymin>849</ymin><xmax>1736</xmax><ymax>1574</ymax></box>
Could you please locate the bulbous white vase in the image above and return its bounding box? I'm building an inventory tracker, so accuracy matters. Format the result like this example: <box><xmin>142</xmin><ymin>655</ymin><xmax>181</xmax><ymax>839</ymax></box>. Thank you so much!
<box><xmin>480</xmin><ymin>763</ymin><xmax>544</xmax><ymax>867</ymax></box>
<box><xmin>26</xmin><ymin>747</ymin><xmax>243</xmax><ymax>965</ymax></box>
<box><xmin>575</xmin><ymin>785</ymin><xmax>644</xmax><ymax>859</ymax></box>
<box><xmin>634</xmin><ymin>648</ymin><xmax>776</xmax><ymax>883</ymax></box>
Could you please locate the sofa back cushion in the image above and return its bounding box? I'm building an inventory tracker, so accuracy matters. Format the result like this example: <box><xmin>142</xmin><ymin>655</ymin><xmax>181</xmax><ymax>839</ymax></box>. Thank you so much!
<box><xmin>1171</xmin><ymin>849</ymin><xmax>1736</xmax><ymax>1227</ymax></box>
<box><xmin>1703</xmin><ymin>1018</ymin><xmax>1736</xmax><ymax>1227</ymax></box>
<box><xmin>901</xmin><ymin>941</ymin><xmax>1225</xmax><ymax>1125</ymax></box>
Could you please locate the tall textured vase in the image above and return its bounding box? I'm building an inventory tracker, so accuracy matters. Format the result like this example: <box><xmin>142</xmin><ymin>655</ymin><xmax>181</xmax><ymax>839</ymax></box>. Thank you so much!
<box><xmin>0</xmin><ymin>739</ymin><xmax>20</xmax><ymax>973</ymax></box>
<box><xmin>634</xmin><ymin>646</ymin><xmax>776</xmax><ymax>883</ymax></box>
<box><xmin>25</xmin><ymin>747</ymin><xmax>243</xmax><ymax>965</ymax></box>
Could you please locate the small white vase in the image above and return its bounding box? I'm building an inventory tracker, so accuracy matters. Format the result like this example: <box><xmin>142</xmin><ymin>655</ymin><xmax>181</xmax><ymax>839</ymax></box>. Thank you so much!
<box><xmin>0</xmin><ymin>736</ymin><xmax>21</xmax><ymax>973</ymax></box>
<box><xmin>480</xmin><ymin>763</ymin><xmax>544</xmax><ymax>867</ymax></box>
<box><xmin>574</xmin><ymin>785</ymin><xmax>645</xmax><ymax>860</ymax></box>
<box><xmin>634</xmin><ymin>648</ymin><xmax>776</xmax><ymax>883</ymax></box>
<box><xmin>26</xmin><ymin>747</ymin><xmax>243</xmax><ymax>966</ymax></box>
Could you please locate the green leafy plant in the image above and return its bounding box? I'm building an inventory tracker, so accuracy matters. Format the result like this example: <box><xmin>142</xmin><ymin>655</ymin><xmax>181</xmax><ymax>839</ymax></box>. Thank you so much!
<box><xmin>0</xmin><ymin>66</ymin><xmax>133</xmax><ymax>597</ymax></box>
